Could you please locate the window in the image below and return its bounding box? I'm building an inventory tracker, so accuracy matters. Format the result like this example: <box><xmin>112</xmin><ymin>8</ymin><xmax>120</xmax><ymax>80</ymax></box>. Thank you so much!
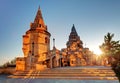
<box><xmin>32</xmin><ymin>42</ymin><xmax>34</xmax><ymax>56</ymax></box>
<box><xmin>39</xmin><ymin>24</ymin><xmax>41</xmax><ymax>27</ymax></box>
<box><xmin>71</xmin><ymin>60</ymin><xmax>74</xmax><ymax>64</ymax></box>
<box><xmin>45</xmin><ymin>37</ymin><xmax>48</xmax><ymax>43</ymax></box>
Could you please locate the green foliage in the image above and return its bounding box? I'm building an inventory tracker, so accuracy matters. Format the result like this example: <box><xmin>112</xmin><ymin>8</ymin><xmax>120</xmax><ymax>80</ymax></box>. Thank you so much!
<box><xmin>100</xmin><ymin>32</ymin><xmax>120</xmax><ymax>81</ymax></box>
<box><xmin>100</xmin><ymin>32</ymin><xmax>120</xmax><ymax>58</ymax></box>
<box><xmin>1</xmin><ymin>58</ymin><xmax>16</xmax><ymax>68</ymax></box>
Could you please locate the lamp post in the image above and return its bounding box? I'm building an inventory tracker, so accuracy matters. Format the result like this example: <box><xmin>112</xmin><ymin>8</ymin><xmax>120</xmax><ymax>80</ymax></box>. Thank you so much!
<box><xmin>50</xmin><ymin>52</ymin><xmax>53</xmax><ymax>68</ymax></box>
<box><xmin>59</xmin><ymin>52</ymin><xmax>62</xmax><ymax>67</ymax></box>
<box><xmin>53</xmin><ymin>38</ymin><xmax>55</xmax><ymax>48</ymax></box>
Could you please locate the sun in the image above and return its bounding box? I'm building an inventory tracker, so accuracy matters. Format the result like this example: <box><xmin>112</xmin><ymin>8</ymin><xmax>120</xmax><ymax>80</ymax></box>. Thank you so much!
<box><xmin>93</xmin><ymin>48</ymin><xmax>102</xmax><ymax>56</ymax></box>
<box><xmin>89</xmin><ymin>45</ymin><xmax>102</xmax><ymax>56</ymax></box>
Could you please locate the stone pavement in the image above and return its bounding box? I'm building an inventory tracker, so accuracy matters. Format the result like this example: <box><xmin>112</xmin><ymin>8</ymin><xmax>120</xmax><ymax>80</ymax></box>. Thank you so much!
<box><xmin>0</xmin><ymin>78</ymin><xmax>119</xmax><ymax>83</ymax></box>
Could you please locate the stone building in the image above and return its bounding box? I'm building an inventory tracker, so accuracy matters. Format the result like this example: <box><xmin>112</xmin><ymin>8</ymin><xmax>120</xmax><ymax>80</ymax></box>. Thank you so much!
<box><xmin>16</xmin><ymin>7</ymin><xmax>105</xmax><ymax>71</ymax></box>
<box><xmin>61</xmin><ymin>25</ymin><xmax>93</xmax><ymax>67</ymax></box>
<box><xmin>16</xmin><ymin>7</ymin><xmax>51</xmax><ymax>71</ymax></box>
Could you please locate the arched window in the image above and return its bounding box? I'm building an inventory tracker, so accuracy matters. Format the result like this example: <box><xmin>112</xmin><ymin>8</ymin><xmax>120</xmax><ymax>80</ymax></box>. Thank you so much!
<box><xmin>71</xmin><ymin>60</ymin><xmax>74</xmax><ymax>64</ymax></box>
<box><xmin>37</xmin><ymin>24</ymin><xmax>41</xmax><ymax>27</ymax></box>
<box><xmin>45</xmin><ymin>37</ymin><xmax>48</xmax><ymax>43</ymax></box>
<box><xmin>32</xmin><ymin>42</ymin><xmax>34</xmax><ymax>56</ymax></box>
<box><xmin>39</xmin><ymin>24</ymin><xmax>41</xmax><ymax>27</ymax></box>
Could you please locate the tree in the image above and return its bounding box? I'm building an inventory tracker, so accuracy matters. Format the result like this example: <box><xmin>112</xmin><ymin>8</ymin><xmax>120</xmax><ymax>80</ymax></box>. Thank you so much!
<box><xmin>1</xmin><ymin>58</ymin><xmax>16</xmax><ymax>68</ymax></box>
<box><xmin>10</xmin><ymin>58</ymin><xmax>16</xmax><ymax>65</ymax></box>
<box><xmin>100</xmin><ymin>32</ymin><xmax>120</xmax><ymax>63</ymax></box>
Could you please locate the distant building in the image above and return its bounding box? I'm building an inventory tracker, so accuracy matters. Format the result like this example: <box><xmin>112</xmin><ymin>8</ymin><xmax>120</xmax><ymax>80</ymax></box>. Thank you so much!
<box><xmin>16</xmin><ymin>7</ymin><xmax>107</xmax><ymax>71</ymax></box>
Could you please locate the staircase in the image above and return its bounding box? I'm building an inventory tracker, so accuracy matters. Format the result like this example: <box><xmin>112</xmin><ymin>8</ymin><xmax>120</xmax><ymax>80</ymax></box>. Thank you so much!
<box><xmin>9</xmin><ymin>66</ymin><xmax>118</xmax><ymax>80</ymax></box>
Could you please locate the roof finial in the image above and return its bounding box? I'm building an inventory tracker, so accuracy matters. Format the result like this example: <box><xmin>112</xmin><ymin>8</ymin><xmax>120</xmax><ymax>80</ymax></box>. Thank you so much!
<box><xmin>38</xmin><ymin>5</ymin><xmax>40</xmax><ymax>10</ymax></box>
<box><xmin>73</xmin><ymin>24</ymin><xmax>75</xmax><ymax>27</ymax></box>
<box><xmin>72</xmin><ymin>24</ymin><xmax>76</xmax><ymax>32</ymax></box>
<box><xmin>71</xmin><ymin>24</ymin><xmax>78</xmax><ymax>36</ymax></box>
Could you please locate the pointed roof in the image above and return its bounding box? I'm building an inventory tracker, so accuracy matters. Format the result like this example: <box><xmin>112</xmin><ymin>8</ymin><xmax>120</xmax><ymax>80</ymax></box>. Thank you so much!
<box><xmin>71</xmin><ymin>24</ymin><xmax>76</xmax><ymax>32</ymax></box>
<box><xmin>34</xmin><ymin>6</ymin><xmax>43</xmax><ymax>23</ymax></box>
<box><xmin>66</xmin><ymin>24</ymin><xmax>83</xmax><ymax>48</ymax></box>
<box><xmin>71</xmin><ymin>24</ymin><xmax>78</xmax><ymax>36</ymax></box>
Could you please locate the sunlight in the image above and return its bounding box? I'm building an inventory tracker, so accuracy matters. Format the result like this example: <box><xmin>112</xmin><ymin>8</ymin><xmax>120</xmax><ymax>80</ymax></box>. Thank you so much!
<box><xmin>93</xmin><ymin>48</ymin><xmax>102</xmax><ymax>56</ymax></box>
<box><xmin>89</xmin><ymin>45</ymin><xmax>103</xmax><ymax>56</ymax></box>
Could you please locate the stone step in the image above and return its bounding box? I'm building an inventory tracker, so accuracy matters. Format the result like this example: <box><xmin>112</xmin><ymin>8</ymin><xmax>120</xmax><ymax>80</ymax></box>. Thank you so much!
<box><xmin>23</xmin><ymin>74</ymin><xmax>116</xmax><ymax>77</ymax></box>
<box><xmin>10</xmin><ymin>75</ymin><xmax>118</xmax><ymax>80</ymax></box>
<box><xmin>40</xmin><ymin>71</ymin><xmax>115</xmax><ymax>73</ymax></box>
<box><xmin>42</xmin><ymin>71</ymin><xmax>114</xmax><ymax>73</ymax></box>
<box><xmin>40</xmin><ymin>73</ymin><xmax>115</xmax><ymax>75</ymax></box>
<box><xmin>12</xmin><ymin>74</ymin><xmax>113</xmax><ymax>77</ymax></box>
<box><xmin>42</xmin><ymin>69</ymin><xmax>114</xmax><ymax>73</ymax></box>
<box><xmin>14</xmin><ymin>71</ymin><xmax>115</xmax><ymax>76</ymax></box>
<box><xmin>36</xmin><ymin>72</ymin><xmax>114</xmax><ymax>74</ymax></box>
<box><xmin>13</xmin><ymin>72</ymin><xmax>116</xmax><ymax>78</ymax></box>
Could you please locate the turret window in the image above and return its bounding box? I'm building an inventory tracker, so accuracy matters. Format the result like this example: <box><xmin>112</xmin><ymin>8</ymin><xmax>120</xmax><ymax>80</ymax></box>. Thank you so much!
<box><xmin>32</xmin><ymin>42</ymin><xmax>34</xmax><ymax>56</ymax></box>
<box><xmin>45</xmin><ymin>37</ymin><xmax>48</xmax><ymax>43</ymax></box>
<box><xmin>39</xmin><ymin>24</ymin><xmax>41</xmax><ymax>27</ymax></box>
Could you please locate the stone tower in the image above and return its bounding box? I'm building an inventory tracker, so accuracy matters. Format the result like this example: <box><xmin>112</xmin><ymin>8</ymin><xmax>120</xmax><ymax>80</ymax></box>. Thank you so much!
<box><xmin>16</xmin><ymin>7</ymin><xmax>51</xmax><ymax>70</ymax></box>
<box><xmin>63</xmin><ymin>24</ymin><xmax>86</xmax><ymax>66</ymax></box>
<box><xmin>23</xmin><ymin>7</ymin><xmax>51</xmax><ymax>58</ymax></box>
<box><xmin>66</xmin><ymin>24</ymin><xmax>83</xmax><ymax>49</ymax></box>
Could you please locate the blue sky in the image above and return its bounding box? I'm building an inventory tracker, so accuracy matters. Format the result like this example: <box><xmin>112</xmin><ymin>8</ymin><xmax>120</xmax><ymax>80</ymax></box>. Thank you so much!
<box><xmin>0</xmin><ymin>0</ymin><xmax>120</xmax><ymax>65</ymax></box>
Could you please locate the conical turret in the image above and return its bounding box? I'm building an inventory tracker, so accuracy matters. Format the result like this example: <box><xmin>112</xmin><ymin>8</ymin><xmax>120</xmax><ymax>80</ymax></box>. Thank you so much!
<box><xmin>30</xmin><ymin>6</ymin><xmax>47</xmax><ymax>30</ymax></box>
<box><xmin>34</xmin><ymin>6</ymin><xmax>44</xmax><ymax>23</ymax></box>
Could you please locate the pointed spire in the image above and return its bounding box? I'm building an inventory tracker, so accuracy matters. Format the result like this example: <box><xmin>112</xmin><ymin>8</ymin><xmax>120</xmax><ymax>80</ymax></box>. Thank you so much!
<box><xmin>34</xmin><ymin>6</ymin><xmax>43</xmax><ymax>23</ymax></box>
<box><xmin>71</xmin><ymin>24</ymin><xmax>78</xmax><ymax>36</ymax></box>
<box><xmin>67</xmin><ymin>24</ymin><xmax>83</xmax><ymax>48</ymax></box>
<box><xmin>38</xmin><ymin>5</ymin><xmax>40</xmax><ymax>10</ymax></box>
<box><xmin>71</xmin><ymin>24</ymin><xmax>76</xmax><ymax>32</ymax></box>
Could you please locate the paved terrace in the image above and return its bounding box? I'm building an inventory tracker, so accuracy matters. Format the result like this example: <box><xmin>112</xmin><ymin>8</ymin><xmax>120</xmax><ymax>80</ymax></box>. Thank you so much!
<box><xmin>0</xmin><ymin>78</ymin><xmax>119</xmax><ymax>83</ymax></box>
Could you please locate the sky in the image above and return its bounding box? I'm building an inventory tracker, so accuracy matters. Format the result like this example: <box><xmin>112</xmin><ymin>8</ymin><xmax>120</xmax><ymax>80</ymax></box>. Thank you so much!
<box><xmin>0</xmin><ymin>0</ymin><xmax>120</xmax><ymax>65</ymax></box>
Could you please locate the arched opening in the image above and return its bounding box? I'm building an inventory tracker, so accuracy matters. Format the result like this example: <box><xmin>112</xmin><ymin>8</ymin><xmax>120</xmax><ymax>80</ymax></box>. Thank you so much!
<box><xmin>45</xmin><ymin>37</ymin><xmax>48</xmax><ymax>43</ymax></box>
<box><xmin>32</xmin><ymin>42</ymin><xmax>34</xmax><ymax>56</ymax></box>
